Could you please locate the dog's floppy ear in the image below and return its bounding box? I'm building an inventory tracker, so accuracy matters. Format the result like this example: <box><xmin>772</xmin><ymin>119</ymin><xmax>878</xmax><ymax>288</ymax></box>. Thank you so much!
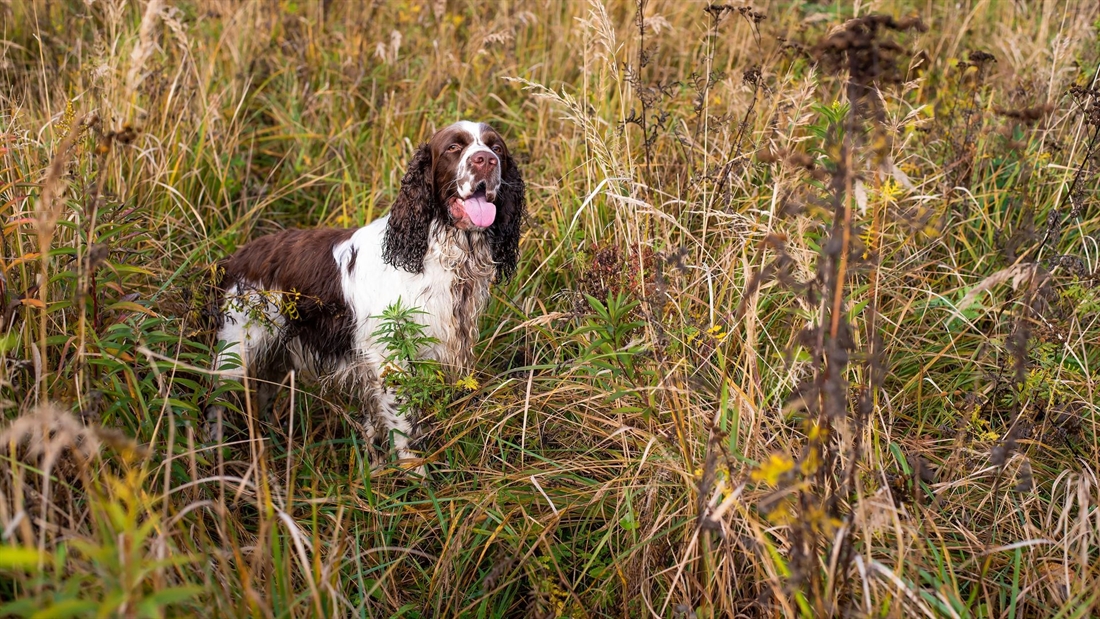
<box><xmin>488</xmin><ymin>150</ymin><xmax>525</xmax><ymax>281</ymax></box>
<box><xmin>383</xmin><ymin>143</ymin><xmax>434</xmax><ymax>273</ymax></box>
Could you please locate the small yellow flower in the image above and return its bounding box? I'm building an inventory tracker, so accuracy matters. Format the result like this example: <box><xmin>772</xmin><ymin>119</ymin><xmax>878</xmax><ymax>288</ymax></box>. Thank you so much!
<box><xmin>800</xmin><ymin>449</ymin><xmax>821</xmax><ymax>475</ymax></box>
<box><xmin>880</xmin><ymin>178</ymin><xmax>902</xmax><ymax>204</ymax></box>
<box><xmin>56</xmin><ymin>98</ymin><xmax>76</xmax><ymax>136</ymax></box>
<box><xmin>859</xmin><ymin>228</ymin><xmax>875</xmax><ymax>260</ymax></box>
<box><xmin>751</xmin><ymin>454</ymin><xmax>794</xmax><ymax>487</ymax></box>
<box><xmin>455</xmin><ymin>374</ymin><xmax>479</xmax><ymax>391</ymax></box>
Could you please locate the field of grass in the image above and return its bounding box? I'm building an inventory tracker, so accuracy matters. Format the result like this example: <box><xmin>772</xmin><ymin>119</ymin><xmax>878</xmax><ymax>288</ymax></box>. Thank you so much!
<box><xmin>2</xmin><ymin>0</ymin><xmax>1099</xmax><ymax>616</ymax></box>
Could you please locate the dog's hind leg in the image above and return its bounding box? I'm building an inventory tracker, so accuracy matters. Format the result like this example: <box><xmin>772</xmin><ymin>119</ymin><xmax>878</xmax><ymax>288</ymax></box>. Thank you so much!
<box><xmin>205</xmin><ymin>286</ymin><xmax>283</xmax><ymax>443</ymax></box>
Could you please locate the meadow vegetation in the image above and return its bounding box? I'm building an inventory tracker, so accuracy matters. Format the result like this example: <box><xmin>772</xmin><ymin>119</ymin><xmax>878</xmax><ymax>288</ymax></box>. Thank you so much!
<box><xmin>1</xmin><ymin>0</ymin><xmax>1099</xmax><ymax>616</ymax></box>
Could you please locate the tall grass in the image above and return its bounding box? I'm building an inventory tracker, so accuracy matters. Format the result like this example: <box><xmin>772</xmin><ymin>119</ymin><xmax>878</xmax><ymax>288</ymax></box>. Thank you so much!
<box><xmin>1</xmin><ymin>0</ymin><xmax>1098</xmax><ymax>617</ymax></box>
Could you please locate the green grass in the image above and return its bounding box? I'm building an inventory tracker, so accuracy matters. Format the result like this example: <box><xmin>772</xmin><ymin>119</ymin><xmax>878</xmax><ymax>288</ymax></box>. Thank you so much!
<box><xmin>1</xmin><ymin>0</ymin><xmax>1098</xmax><ymax>617</ymax></box>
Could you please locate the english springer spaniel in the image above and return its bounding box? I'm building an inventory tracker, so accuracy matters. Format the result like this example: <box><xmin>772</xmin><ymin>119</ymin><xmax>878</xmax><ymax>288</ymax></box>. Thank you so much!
<box><xmin>209</xmin><ymin>121</ymin><xmax>525</xmax><ymax>469</ymax></box>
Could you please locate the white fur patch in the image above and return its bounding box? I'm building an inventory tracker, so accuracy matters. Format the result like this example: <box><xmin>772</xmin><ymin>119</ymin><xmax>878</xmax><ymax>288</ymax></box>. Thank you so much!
<box><xmin>453</xmin><ymin>121</ymin><xmax>502</xmax><ymax>199</ymax></box>
<box><xmin>213</xmin><ymin>281</ymin><xmax>285</xmax><ymax>378</ymax></box>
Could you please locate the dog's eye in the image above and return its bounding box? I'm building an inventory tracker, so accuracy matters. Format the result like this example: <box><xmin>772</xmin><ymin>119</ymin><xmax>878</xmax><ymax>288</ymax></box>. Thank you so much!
<box><xmin>447</xmin><ymin>143</ymin><xmax>462</xmax><ymax>152</ymax></box>
<box><xmin>491</xmin><ymin>144</ymin><xmax>503</xmax><ymax>154</ymax></box>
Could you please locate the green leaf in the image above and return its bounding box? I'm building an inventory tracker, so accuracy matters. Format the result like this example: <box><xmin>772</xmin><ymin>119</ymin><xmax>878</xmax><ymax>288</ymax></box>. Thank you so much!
<box><xmin>29</xmin><ymin>599</ymin><xmax>97</xmax><ymax>619</ymax></box>
<box><xmin>138</xmin><ymin>586</ymin><xmax>203</xmax><ymax>614</ymax></box>
<box><xmin>0</xmin><ymin>545</ymin><xmax>49</xmax><ymax>571</ymax></box>
<box><xmin>0</xmin><ymin>332</ymin><xmax>19</xmax><ymax>354</ymax></box>
<box><xmin>362</xmin><ymin>578</ymin><xmax>384</xmax><ymax>601</ymax></box>
<box><xmin>0</xmin><ymin>598</ymin><xmax>40</xmax><ymax>618</ymax></box>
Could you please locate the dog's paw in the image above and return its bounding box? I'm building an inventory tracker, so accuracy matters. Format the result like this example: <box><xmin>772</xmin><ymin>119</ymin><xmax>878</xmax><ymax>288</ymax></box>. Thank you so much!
<box><xmin>398</xmin><ymin>458</ymin><xmax>428</xmax><ymax>479</ymax></box>
<box><xmin>394</xmin><ymin>447</ymin><xmax>429</xmax><ymax>479</ymax></box>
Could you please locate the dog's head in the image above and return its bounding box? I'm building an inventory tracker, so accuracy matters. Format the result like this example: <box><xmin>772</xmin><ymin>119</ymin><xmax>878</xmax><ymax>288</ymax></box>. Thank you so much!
<box><xmin>382</xmin><ymin>121</ymin><xmax>525</xmax><ymax>278</ymax></box>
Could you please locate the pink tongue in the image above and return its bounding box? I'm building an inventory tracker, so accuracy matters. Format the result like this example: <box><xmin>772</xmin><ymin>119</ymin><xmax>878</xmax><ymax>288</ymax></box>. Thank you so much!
<box><xmin>463</xmin><ymin>194</ymin><xmax>496</xmax><ymax>227</ymax></box>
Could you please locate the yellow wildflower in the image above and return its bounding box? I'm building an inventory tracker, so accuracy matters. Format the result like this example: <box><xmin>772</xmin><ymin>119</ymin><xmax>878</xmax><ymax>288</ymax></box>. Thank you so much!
<box><xmin>455</xmin><ymin>374</ymin><xmax>479</xmax><ymax>391</ymax></box>
<box><xmin>880</xmin><ymin>178</ymin><xmax>902</xmax><ymax>204</ymax></box>
<box><xmin>751</xmin><ymin>454</ymin><xmax>794</xmax><ymax>486</ymax></box>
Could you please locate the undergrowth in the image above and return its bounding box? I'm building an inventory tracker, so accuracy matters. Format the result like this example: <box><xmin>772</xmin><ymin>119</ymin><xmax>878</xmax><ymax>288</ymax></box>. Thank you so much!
<box><xmin>1</xmin><ymin>0</ymin><xmax>1098</xmax><ymax>617</ymax></box>
<box><xmin>373</xmin><ymin>300</ymin><xmax>449</xmax><ymax>426</ymax></box>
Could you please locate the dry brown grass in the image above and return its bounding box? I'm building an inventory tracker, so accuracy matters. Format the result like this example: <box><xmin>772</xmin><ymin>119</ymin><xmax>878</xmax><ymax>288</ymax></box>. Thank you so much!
<box><xmin>0</xmin><ymin>0</ymin><xmax>1098</xmax><ymax>617</ymax></box>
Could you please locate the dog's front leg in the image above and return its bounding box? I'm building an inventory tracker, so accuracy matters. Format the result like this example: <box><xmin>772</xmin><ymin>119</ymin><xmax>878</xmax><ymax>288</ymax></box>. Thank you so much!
<box><xmin>374</xmin><ymin>387</ymin><xmax>424</xmax><ymax>475</ymax></box>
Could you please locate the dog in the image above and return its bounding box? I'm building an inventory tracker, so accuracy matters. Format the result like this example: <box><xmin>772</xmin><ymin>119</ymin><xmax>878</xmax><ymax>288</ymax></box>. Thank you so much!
<box><xmin>208</xmin><ymin>121</ymin><xmax>525</xmax><ymax>468</ymax></box>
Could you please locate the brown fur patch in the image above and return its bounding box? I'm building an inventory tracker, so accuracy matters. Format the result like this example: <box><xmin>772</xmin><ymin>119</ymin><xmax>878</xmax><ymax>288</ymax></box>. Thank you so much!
<box><xmin>220</xmin><ymin>227</ymin><xmax>356</xmax><ymax>363</ymax></box>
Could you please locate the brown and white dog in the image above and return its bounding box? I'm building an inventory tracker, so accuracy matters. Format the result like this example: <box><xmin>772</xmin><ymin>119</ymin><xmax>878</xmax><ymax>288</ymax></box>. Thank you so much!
<box><xmin>209</xmin><ymin>121</ymin><xmax>525</xmax><ymax>468</ymax></box>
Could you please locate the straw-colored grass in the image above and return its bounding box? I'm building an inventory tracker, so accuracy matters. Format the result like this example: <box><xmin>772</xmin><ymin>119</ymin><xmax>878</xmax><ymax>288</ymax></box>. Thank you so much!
<box><xmin>1</xmin><ymin>0</ymin><xmax>1097</xmax><ymax>617</ymax></box>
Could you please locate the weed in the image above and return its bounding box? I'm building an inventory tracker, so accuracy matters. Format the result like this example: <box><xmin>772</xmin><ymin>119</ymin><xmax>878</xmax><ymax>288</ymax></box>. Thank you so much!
<box><xmin>372</xmin><ymin>299</ymin><xmax>449</xmax><ymax>423</ymax></box>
